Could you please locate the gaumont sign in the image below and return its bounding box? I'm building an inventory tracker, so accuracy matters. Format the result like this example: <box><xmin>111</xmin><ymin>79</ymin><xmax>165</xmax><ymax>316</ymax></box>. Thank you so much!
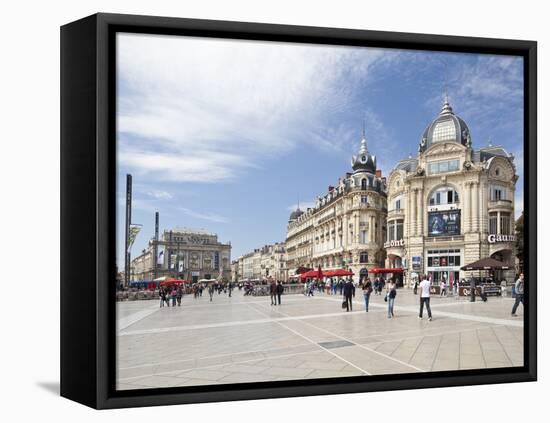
<box><xmin>488</xmin><ymin>234</ymin><xmax>516</xmax><ymax>243</ymax></box>
<box><xmin>384</xmin><ymin>239</ymin><xmax>405</xmax><ymax>248</ymax></box>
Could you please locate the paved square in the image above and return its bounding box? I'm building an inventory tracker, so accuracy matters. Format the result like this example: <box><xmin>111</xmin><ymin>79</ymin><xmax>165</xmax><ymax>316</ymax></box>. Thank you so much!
<box><xmin>116</xmin><ymin>290</ymin><xmax>523</xmax><ymax>390</ymax></box>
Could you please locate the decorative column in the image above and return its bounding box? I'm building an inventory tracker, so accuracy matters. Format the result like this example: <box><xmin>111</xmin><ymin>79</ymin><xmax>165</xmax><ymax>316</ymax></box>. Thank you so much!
<box><xmin>416</xmin><ymin>188</ymin><xmax>423</xmax><ymax>236</ymax></box>
<box><xmin>411</xmin><ymin>189</ymin><xmax>417</xmax><ymax>236</ymax></box>
<box><xmin>472</xmin><ymin>181</ymin><xmax>479</xmax><ymax>232</ymax></box>
<box><xmin>464</xmin><ymin>182</ymin><xmax>470</xmax><ymax>233</ymax></box>
<box><xmin>343</xmin><ymin>214</ymin><xmax>348</xmax><ymax>247</ymax></box>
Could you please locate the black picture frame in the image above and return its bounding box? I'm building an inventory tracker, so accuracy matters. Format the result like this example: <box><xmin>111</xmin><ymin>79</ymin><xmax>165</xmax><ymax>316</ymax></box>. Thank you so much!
<box><xmin>60</xmin><ymin>12</ymin><xmax>537</xmax><ymax>409</ymax></box>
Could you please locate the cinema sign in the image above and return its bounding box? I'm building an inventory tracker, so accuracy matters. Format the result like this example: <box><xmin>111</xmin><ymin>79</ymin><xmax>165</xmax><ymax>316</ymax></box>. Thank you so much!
<box><xmin>384</xmin><ymin>239</ymin><xmax>405</xmax><ymax>248</ymax></box>
<box><xmin>488</xmin><ymin>234</ymin><xmax>516</xmax><ymax>243</ymax></box>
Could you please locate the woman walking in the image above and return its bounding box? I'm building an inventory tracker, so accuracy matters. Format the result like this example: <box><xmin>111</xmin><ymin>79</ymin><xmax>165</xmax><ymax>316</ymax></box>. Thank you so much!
<box><xmin>362</xmin><ymin>278</ymin><xmax>373</xmax><ymax>312</ymax></box>
<box><xmin>386</xmin><ymin>278</ymin><xmax>397</xmax><ymax>318</ymax></box>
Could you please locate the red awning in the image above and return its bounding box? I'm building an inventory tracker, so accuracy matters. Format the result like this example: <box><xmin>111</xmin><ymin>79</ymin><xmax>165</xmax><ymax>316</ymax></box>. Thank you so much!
<box><xmin>324</xmin><ymin>269</ymin><xmax>354</xmax><ymax>277</ymax></box>
<box><xmin>160</xmin><ymin>279</ymin><xmax>189</xmax><ymax>286</ymax></box>
<box><xmin>370</xmin><ymin>268</ymin><xmax>404</xmax><ymax>274</ymax></box>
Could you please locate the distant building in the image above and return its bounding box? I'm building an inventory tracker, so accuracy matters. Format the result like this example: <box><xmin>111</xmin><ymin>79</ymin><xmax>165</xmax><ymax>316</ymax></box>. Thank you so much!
<box><xmin>234</xmin><ymin>242</ymin><xmax>287</xmax><ymax>282</ymax></box>
<box><xmin>131</xmin><ymin>228</ymin><xmax>231</xmax><ymax>283</ymax></box>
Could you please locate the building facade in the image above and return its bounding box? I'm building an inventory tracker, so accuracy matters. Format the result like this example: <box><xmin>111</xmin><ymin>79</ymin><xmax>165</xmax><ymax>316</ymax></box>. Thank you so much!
<box><xmin>234</xmin><ymin>242</ymin><xmax>287</xmax><ymax>282</ymax></box>
<box><xmin>285</xmin><ymin>131</ymin><xmax>388</xmax><ymax>280</ymax></box>
<box><xmin>131</xmin><ymin>228</ymin><xmax>231</xmax><ymax>283</ymax></box>
<box><xmin>385</xmin><ymin>97</ymin><xmax>518</xmax><ymax>285</ymax></box>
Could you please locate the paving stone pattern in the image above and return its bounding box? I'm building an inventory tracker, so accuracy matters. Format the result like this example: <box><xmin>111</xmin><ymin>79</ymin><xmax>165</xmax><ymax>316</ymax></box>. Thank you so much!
<box><xmin>116</xmin><ymin>289</ymin><xmax>524</xmax><ymax>390</ymax></box>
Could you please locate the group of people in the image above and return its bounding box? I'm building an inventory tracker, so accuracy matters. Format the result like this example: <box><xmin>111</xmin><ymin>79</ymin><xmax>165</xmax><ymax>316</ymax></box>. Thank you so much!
<box><xmin>358</xmin><ymin>277</ymin><xmax>397</xmax><ymax>318</ymax></box>
<box><xmin>158</xmin><ymin>285</ymin><xmax>183</xmax><ymax>307</ymax></box>
<box><xmin>269</xmin><ymin>280</ymin><xmax>285</xmax><ymax>305</ymax></box>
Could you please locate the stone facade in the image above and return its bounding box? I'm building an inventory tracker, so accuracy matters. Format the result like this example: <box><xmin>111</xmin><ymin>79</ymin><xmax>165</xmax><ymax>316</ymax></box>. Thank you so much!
<box><xmin>234</xmin><ymin>242</ymin><xmax>287</xmax><ymax>282</ymax></box>
<box><xmin>386</xmin><ymin>97</ymin><xmax>518</xmax><ymax>286</ymax></box>
<box><xmin>131</xmin><ymin>228</ymin><xmax>231</xmax><ymax>283</ymax></box>
<box><xmin>285</xmin><ymin>132</ymin><xmax>387</xmax><ymax>280</ymax></box>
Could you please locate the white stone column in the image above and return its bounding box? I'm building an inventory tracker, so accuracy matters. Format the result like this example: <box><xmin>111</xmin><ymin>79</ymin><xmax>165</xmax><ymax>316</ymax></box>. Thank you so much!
<box><xmin>417</xmin><ymin>188</ymin><xmax>423</xmax><ymax>236</ymax></box>
<box><xmin>343</xmin><ymin>214</ymin><xmax>348</xmax><ymax>246</ymax></box>
<box><xmin>411</xmin><ymin>189</ymin><xmax>417</xmax><ymax>236</ymax></box>
<box><xmin>472</xmin><ymin>181</ymin><xmax>479</xmax><ymax>232</ymax></box>
<box><xmin>464</xmin><ymin>182</ymin><xmax>470</xmax><ymax>232</ymax></box>
<box><xmin>497</xmin><ymin>211</ymin><xmax>501</xmax><ymax>234</ymax></box>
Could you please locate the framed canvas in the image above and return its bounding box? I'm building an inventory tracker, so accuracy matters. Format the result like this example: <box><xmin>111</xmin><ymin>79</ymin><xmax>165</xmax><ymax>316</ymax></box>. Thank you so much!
<box><xmin>60</xmin><ymin>13</ymin><xmax>537</xmax><ymax>409</ymax></box>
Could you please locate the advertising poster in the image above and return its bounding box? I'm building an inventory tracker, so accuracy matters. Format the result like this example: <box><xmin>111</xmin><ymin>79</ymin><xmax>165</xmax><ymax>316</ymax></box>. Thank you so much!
<box><xmin>428</xmin><ymin>210</ymin><xmax>461</xmax><ymax>236</ymax></box>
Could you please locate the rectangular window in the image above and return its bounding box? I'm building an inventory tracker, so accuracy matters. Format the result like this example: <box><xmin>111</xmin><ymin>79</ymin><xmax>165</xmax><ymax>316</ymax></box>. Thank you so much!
<box><xmin>361</xmin><ymin>195</ymin><xmax>368</xmax><ymax>204</ymax></box>
<box><xmin>396</xmin><ymin>220</ymin><xmax>403</xmax><ymax>240</ymax></box>
<box><xmin>395</xmin><ymin>199</ymin><xmax>401</xmax><ymax>210</ymax></box>
<box><xmin>489</xmin><ymin>212</ymin><xmax>498</xmax><ymax>234</ymax></box>
<box><xmin>428</xmin><ymin>159</ymin><xmax>460</xmax><ymax>175</ymax></box>
<box><xmin>360</xmin><ymin>252</ymin><xmax>368</xmax><ymax>263</ymax></box>
<box><xmin>500</xmin><ymin>212</ymin><xmax>511</xmax><ymax>235</ymax></box>
<box><xmin>360</xmin><ymin>230</ymin><xmax>368</xmax><ymax>244</ymax></box>
<box><xmin>388</xmin><ymin>221</ymin><xmax>395</xmax><ymax>241</ymax></box>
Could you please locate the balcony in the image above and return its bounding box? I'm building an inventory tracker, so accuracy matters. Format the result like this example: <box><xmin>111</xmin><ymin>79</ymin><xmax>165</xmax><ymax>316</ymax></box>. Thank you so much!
<box><xmin>488</xmin><ymin>199</ymin><xmax>513</xmax><ymax>210</ymax></box>
<box><xmin>388</xmin><ymin>208</ymin><xmax>405</xmax><ymax>219</ymax></box>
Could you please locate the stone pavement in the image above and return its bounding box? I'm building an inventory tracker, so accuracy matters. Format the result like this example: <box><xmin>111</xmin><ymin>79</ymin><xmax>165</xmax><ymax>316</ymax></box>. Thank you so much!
<box><xmin>116</xmin><ymin>289</ymin><xmax>524</xmax><ymax>390</ymax></box>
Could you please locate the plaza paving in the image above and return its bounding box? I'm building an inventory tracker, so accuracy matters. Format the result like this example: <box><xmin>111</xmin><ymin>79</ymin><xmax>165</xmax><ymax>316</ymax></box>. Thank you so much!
<box><xmin>116</xmin><ymin>289</ymin><xmax>524</xmax><ymax>390</ymax></box>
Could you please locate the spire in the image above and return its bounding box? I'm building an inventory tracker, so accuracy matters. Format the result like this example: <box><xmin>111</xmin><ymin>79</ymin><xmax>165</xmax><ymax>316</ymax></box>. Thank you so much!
<box><xmin>359</xmin><ymin>120</ymin><xmax>368</xmax><ymax>153</ymax></box>
<box><xmin>440</xmin><ymin>90</ymin><xmax>453</xmax><ymax>115</ymax></box>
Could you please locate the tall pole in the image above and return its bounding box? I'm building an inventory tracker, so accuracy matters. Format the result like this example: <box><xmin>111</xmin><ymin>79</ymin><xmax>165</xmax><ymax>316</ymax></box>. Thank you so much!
<box><xmin>124</xmin><ymin>174</ymin><xmax>132</xmax><ymax>287</ymax></box>
<box><xmin>154</xmin><ymin>211</ymin><xmax>159</xmax><ymax>280</ymax></box>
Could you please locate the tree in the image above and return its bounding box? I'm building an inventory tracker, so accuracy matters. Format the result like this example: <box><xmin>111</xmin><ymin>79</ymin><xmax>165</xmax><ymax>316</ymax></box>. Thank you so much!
<box><xmin>515</xmin><ymin>211</ymin><xmax>524</xmax><ymax>274</ymax></box>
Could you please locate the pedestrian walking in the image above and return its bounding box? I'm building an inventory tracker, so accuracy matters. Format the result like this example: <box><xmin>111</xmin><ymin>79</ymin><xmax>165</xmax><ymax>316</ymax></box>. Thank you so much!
<box><xmin>373</xmin><ymin>279</ymin><xmax>379</xmax><ymax>295</ymax></box>
<box><xmin>343</xmin><ymin>279</ymin><xmax>354</xmax><ymax>312</ymax></box>
<box><xmin>440</xmin><ymin>279</ymin><xmax>447</xmax><ymax>297</ymax></box>
<box><xmin>276</xmin><ymin>281</ymin><xmax>284</xmax><ymax>305</ymax></box>
<box><xmin>362</xmin><ymin>279</ymin><xmax>373</xmax><ymax>312</ymax></box>
<box><xmin>208</xmin><ymin>284</ymin><xmax>214</xmax><ymax>302</ymax></box>
<box><xmin>413</xmin><ymin>278</ymin><xmax>418</xmax><ymax>295</ymax></box>
<box><xmin>159</xmin><ymin>288</ymin><xmax>166</xmax><ymax>308</ymax></box>
<box><xmin>270</xmin><ymin>279</ymin><xmax>277</xmax><ymax>306</ymax></box>
<box><xmin>511</xmin><ymin>273</ymin><xmax>525</xmax><ymax>316</ymax></box>
<box><xmin>176</xmin><ymin>286</ymin><xmax>183</xmax><ymax>307</ymax></box>
<box><xmin>386</xmin><ymin>279</ymin><xmax>397</xmax><ymax>318</ymax></box>
<box><xmin>171</xmin><ymin>287</ymin><xmax>177</xmax><ymax>307</ymax></box>
<box><xmin>418</xmin><ymin>275</ymin><xmax>432</xmax><ymax>320</ymax></box>
<box><xmin>228</xmin><ymin>282</ymin><xmax>232</xmax><ymax>297</ymax></box>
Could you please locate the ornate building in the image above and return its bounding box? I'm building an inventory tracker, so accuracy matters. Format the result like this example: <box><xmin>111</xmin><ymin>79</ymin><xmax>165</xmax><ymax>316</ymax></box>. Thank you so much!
<box><xmin>386</xmin><ymin>96</ymin><xmax>518</xmax><ymax>285</ymax></box>
<box><xmin>131</xmin><ymin>228</ymin><xmax>231</xmax><ymax>283</ymax></box>
<box><xmin>285</xmin><ymin>130</ymin><xmax>388</xmax><ymax>280</ymax></box>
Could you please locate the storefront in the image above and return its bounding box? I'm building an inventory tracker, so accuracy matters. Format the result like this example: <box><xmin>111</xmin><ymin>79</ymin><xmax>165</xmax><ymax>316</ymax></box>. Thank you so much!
<box><xmin>425</xmin><ymin>248</ymin><xmax>461</xmax><ymax>285</ymax></box>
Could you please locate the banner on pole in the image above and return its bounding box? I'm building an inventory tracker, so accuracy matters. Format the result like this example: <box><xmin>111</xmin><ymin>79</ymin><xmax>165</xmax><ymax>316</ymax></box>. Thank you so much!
<box><xmin>127</xmin><ymin>224</ymin><xmax>142</xmax><ymax>251</ymax></box>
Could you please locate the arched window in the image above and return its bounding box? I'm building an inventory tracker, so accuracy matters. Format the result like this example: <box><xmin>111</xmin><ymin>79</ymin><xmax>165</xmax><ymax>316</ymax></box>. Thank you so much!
<box><xmin>361</xmin><ymin>178</ymin><xmax>367</xmax><ymax>190</ymax></box>
<box><xmin>429</xmin><ymin>186</ymin><xmax>459</xmax><ymax>206</ymax></box>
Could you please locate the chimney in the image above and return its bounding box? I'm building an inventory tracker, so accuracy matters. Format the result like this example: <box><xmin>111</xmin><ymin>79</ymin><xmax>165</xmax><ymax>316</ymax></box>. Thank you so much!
<box><xmin>375</xmin><ymin>169</ymin><xmax>382</xmax><ymax>178</ymax></box>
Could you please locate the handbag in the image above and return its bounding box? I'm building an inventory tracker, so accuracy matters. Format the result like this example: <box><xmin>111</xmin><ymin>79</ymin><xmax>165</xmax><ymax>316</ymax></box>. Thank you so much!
<box><xmin>384</xmin><ymin>294</ymin><xmax>388</xmax><ymax>302</ymax></box>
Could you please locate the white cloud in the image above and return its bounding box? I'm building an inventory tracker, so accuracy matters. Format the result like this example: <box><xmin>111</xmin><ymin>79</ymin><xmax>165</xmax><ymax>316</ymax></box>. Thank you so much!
<box><xmin>146</xmin><ymin>190</ymin><xmax>173</xmax><ymax>200</ymax></box>
<box><xmin>117</xmin><ymin>34</ymin><xmax>394</xmax><ymax>183</ymax></box>
<box><xmin>179</xmin><ymin>207</ymin><xmax>227</xmax><ymax>223</ymax></box>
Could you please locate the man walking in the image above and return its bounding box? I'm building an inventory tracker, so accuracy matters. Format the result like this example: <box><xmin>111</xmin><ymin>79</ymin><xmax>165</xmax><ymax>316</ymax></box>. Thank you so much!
<box><xmin>419</xmin><ymin>275</ymin><xmax>432</xmax><ymax>321</ymax></box>
<box><xmin>511</xmin><ymin>273</ymin><xmax>525</xmax><ymax>316</ymax></box>
<box><xmin>276</xmin><ymin>280</ymin><xmax>284</xmax><ymax>305</ymax></box>
<box><xmin>343</xmin><ymin>278</ymin><xmax>354</xmax><ymax>312</ymax></box>
<box><xmin>270</xmin><ymin>279</ymin><xmax>277</xmax><ymax>306</ymax></box>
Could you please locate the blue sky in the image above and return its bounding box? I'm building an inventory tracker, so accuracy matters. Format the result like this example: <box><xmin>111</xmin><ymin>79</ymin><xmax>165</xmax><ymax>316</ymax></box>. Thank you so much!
<box><xmin>116</xmin><ymin>33</ymin><xmax>524</xmax><ymax>269</ymax></box>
